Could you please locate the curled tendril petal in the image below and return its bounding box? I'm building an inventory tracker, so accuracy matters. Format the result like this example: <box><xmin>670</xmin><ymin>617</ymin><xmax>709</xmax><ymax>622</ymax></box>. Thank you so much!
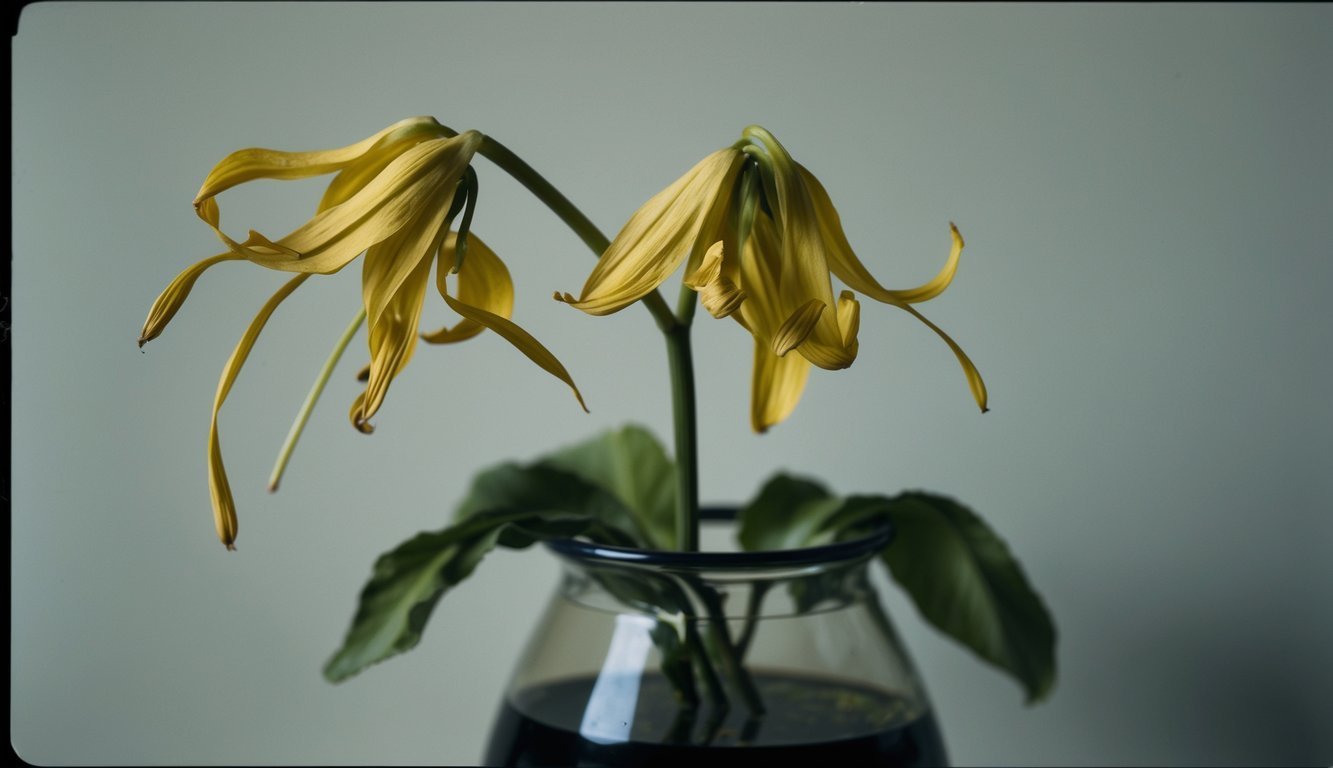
<box><xmin>799</xmin><ymin>165</ymin><xmax>964</xmax><ymax>306</ymax></box>
<box><xmin>684</xmin><ymin>241</ymin><xmax>746</xmax><ymax>319</ymax></box>
<box><xmin>139</xmin><ymin>252</ymin><xmax>244</xmax><ymax>346</ymax></box>
<box><xmin>422</xmin><ymin>232</ymin><xmax>514</xmax><ymax>344</ymax></box>
<box><xmin>208</xmin><ymin>273</ymin><xmax>310</xmax><ymax>549</ymax></box>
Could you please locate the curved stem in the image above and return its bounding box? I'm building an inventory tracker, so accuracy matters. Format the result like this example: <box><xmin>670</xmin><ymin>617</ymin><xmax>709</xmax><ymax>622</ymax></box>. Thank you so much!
<box><xmin>474</xmin><ymin>131</ymin><xmax>701</xmax><ymax>549</ymax></box>
<box><xmin>474</xmin><ymin>134</ymin><xmax>677</xmax><ymax>331</ymax></box>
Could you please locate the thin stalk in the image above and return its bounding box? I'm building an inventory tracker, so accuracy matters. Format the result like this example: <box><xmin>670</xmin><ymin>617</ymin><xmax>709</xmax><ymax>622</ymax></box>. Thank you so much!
<box><xmin>268</xmin><ymin>307</ymin><xmax>366</xmax><ymax>491</ymax></box>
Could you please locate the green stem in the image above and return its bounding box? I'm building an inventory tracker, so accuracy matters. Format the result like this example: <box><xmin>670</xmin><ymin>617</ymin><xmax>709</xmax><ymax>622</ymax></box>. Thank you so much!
<box><xmin>268</xmin><ymin>307</ymin><xmax>366</xmax><ymax>491</ymax></box>
<box><xmin>666</xmin><ymin>319</ymin><xmax>700</xmax><ymax>552</ymax></box>
<box><xmin>474</xmin><ymin>135</ymin><xmax>677</xmax><ymax>332</ymax></box>
<box><xmin>474</xmin><ymin>131</ymin><xmax>701</xmax><ymax>550</ymax></box>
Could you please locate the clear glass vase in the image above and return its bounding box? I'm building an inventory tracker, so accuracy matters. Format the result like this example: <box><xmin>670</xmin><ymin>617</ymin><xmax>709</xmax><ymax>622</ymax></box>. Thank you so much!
<box><xmin>483</xmin><ymin>510</ymin><xmax>947</xmax><ymax>767</ymax></box>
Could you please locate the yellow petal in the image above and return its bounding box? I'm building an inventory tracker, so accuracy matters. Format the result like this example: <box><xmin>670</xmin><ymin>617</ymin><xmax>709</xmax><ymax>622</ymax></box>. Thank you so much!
<box><xmin>800</xmin><ymin>165</ymin><xmax>963</xmax><ymax>305</ymax></box>
<box><xmin>772</xmin><ymin>299</ymin><xmax>825</xmax><ymax>357</ymax></box>
<box><xmin>894</xmin><ymin>301</ymin><xmax>989</xmax><ymax>413</ymax></box>
<box><xmin>318</xmin><ymin>119</ymin><xmax>454</xmax><ymax>214</ymax></box>
<box><xmin>556</xmin><ymin>148</ymin><xmax>744</xmax><ymax>315</ymax></box>
<box><xmin>751</xmin><ymin>339</ymin><xmax>811</xmax><ymax>434</ymax></box>
<box><xmin>194</xmin><ymin>116</ymin><xmax>448</xmax><ymax>204</ymax></box>
<box><xmin>139</xmin><ymin>252</ymin><xmax>243</xmax><ymax>346</ymax></box>
<box><xmin>200</xmin><ymin>132</ymin><xmax>481</xmax><ymax>275</ymax></box>
<box><xmin>836</xmin><ymin>290</ymin><xmax>860</xmax><ymax>349</ymax></box>
<box><xmin>439</xmin><ymin>290</ymin><xmax>588</xmax><ymax>412</ymax></box>
<box><xmin>684</xmin><ymin>241</ymin><xmax>745</xmax><ymax>319</ymax></box>
<box><xmin>208</xmin><ymin>273</ymin><xmax>310</xmax><ymax>549</ymax></box>
<box><xmin>350</xmin><ymin>216</ymin><xmax>443</xmax><ymax>434</ymax></box>
<box><xmin>422</xmin><ymin>232</ymin><xmax>514</xmax><ymax>344</ymax></box>
<box><xmin>763</xmin><ymin>154</ymin><xmax>857</xmax><ymax>371</ymax></box>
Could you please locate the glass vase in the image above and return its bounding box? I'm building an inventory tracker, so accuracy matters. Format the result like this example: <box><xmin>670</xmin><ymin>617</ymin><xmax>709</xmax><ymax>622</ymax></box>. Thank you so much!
<box><xmin>482</xmin><ymin>510</ymin><xmax>947</xmax><ymax>767</ymax></box>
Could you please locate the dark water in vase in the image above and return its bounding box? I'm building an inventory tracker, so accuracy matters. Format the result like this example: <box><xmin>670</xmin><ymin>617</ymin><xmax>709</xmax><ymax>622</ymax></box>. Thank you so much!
<box><xmin>483</xmin><ymin>671</ymin><xmax>947</xmax><ymax>767</ymax></box>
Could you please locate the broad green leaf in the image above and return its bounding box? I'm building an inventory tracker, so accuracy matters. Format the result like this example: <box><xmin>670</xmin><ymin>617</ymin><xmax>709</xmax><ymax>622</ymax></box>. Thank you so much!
<box><xmin>324</xmin><ymin>507</ymin><xmax>608</xmax><ymax>682</ymax></box>
<box><xmin>539</xmin><ymin>424</ymin><xmax>678</xmax><ymax>549</ymax></box>
<box><xmin>879</xmin><ymin>492</ymin><xmax>1057</xmax><ymax>703</ymax></box>
<box><xmin>736</xmin><ymin>473</ymin><xmax>842</xmax><ymax>551</ymax></box>
<box><xmin>455</xmin><ymin>461</ymin><xmax>649</xmax><ymax>548</ymax></box>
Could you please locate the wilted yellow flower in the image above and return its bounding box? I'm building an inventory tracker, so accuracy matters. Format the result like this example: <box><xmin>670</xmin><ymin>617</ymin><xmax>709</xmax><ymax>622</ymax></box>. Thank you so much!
<box><xmin>558</xmin><ymin>125</ymin><xmax>986</xmax><ymax>432</ymax></box>
<box><xmin>141</xmin><ymin>117</ymin><xmax>585</xmax><ymax>549</ymax></box>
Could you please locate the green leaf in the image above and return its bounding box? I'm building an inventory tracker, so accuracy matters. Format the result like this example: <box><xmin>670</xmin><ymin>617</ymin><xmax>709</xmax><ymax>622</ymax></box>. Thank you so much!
<box><xmin>455</xmin><ymin>461</ymin><xmax>645</xmax><ymax>547</ymax></box>
<box><xmin>879</xmin><ymin>492</ymin><xmax>1057</xmax><ymax>703</ymax></box>
<box><xmin>323</xmin><ymin>507</ymin><xmax>604</xmax><ymax>682</ymax></box>
<box><xmin>736</xmin><ymin>473</ymin><xmax>842</xmax><ymax>551</ymax></box>
<box><xmin>539</xmin><ymin>424</ymin><xmax>678</xmax><ymax>549</ymax></box>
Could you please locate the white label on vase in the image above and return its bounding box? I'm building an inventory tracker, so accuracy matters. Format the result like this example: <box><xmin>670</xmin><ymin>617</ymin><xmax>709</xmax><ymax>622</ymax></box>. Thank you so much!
<box><xmin>578</xmin><ymin>613</ymin><xmax>656</xmax><ymax>744</ymax></box>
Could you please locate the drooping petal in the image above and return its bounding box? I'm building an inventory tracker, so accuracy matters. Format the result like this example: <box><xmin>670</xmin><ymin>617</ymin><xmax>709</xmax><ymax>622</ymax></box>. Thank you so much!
<box><xmin>800</xmin><ymin>166</ymin><xmax>964</xmax><ymax>305</ymax></box>
<box><xmin>349</xmin><ymin>204</ymin><xmax>449</xmax><ymax>434</ymax></box>
<box><xmin>317</xmin><ymin>119</ymin><xmax>455</xmax><ymax>214</ymax></box>
<box><xmin>439</xmin><ymin>290</ymin><xmax>588</xmax><ymax>413</ymax></box>
<box><xmin>750</xmin><ymin>340</ymin><xmax>812</xmax><ymax>434</ymax></box>
<box><xmin>139</xmin><ymin>252</ymin><xmax>244</xmax><ymax>346</ymax></box>
<box><xmin>556</xmin><ymin>148</ymin><xmax>744</xmax><ymax>315</ymax></box>
<box><xmin>738</xmin><ymin>214</ymin><xmax>812</xmax><ymax>431</ymax></box>
<box><xmin>422</xmin><ymin>232</ymin><xmax>513</xmax><ymax>344</ymax></box>
<box><xmin>194</xmin><ymin>116</ymin><xmax>448</xmax><ymax>204</ymax></box>
<box><xmin>893</xmin><ymin>300</ymin><xmax>989</xmax><ymax>413</ymax></box>
<box><xmin>208</xmin><ymin>273</ymin><xmax>310</xmax><ymax>549</ymax></box>
<box><xmin>770</xmin><ymin>158</ymin><xmax>856</xmax><ymax>370</ymax></box>
<box><xmin>199</xmin><ymin>132</ymin><xmax>481</xmax><ymax>275</ymax></box>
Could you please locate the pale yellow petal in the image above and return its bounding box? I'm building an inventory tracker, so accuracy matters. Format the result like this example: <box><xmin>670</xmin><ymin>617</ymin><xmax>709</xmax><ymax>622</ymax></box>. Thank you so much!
<box><xmin>200</xmin><ymin>132</ymin><xmax>480</xmax><ymax>275</ymax></box>
<box><xmin>556</xmin><ymin>148</ymin><xmax>744</xmax><ymax>315</ymax></box>
<box><xmin>800</xmin><ymin>166</ymin><xmax>963</xmax><ymax>305</ymax></box>
<box><xmin>317</xmin><ymin>119</ymin><xmax>454</xmax><ymax>213</ymax></box>
<box><xmin>139</xmin><ymin>252</ymin><xmax>244</xmax><ymax>346</ymax></box>
<box><xmin>351</xmin><ymin>228</ymin><xmax>441</xmax><ymax>434</ymax></box>
<box><xmin>208</xmin><ymin>273</ymin><xmax>310</xmax><ymax>549</ymax></box>
<box><xmin>684</xmin><ymin>241</ymin><xmax>745</xmax><ymax>319</ymax></box>
<box><xmin>440</xmin><ymin>290</ymin><xmax>588</xmax><ymax>412</ymax></box>
<box><xmin>770</xmin><ymin>164</ymin><xmax>856</xmax><ymax>370</ymax></box>
<box><xmin>751</xmin><ymin>339</ymin><xmax>811</xmax><ymax>434</ymax></box>
<box><xmin>894</xmin><ymin>301</ymin><xmax>989</xmax><ymax>413</ymax></box>
<box><xmin>194</xmin><ymin>116</ymin><xmax>448</xmax><ymax>204</ymax></box>
<box><xmin>772</xmin><ymin>299</ymin><xmax>825</xmax><ymax>357</ymax></box>
<box><xmin>422</xmin><ymin>232</ymin><xmax>513</xmax><ymax>344</ymax></box>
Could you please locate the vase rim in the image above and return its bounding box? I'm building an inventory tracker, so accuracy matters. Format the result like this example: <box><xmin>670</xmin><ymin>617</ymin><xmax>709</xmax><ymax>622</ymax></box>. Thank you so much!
<box><xmin>544</xmin><ymin>506</ymin><xmax>894</xmax><ymax>569</ymax></box>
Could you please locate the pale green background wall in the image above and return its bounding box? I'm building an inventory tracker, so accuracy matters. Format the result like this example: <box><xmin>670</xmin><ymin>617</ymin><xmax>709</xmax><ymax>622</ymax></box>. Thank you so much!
<box><xmin>12</xmin><ymin>3</ymin><xmax>1332</xmax><ymax>765</ymax></box>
